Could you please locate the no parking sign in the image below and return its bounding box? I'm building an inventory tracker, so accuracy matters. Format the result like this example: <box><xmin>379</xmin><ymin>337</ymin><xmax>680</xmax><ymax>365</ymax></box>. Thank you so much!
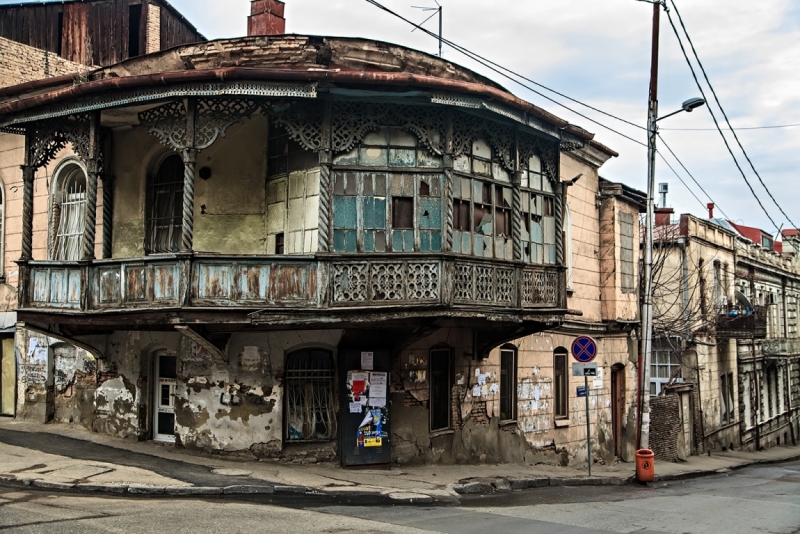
<box><xmin>571</xmin><ymin>335</ymin><xmax>598</xmax><ymax>363</ymax></box>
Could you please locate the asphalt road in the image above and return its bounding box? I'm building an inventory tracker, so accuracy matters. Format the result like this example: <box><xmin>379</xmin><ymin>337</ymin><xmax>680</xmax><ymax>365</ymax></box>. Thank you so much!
<box><xmin>1</xmin><ymin>460</ymin><xmax>798</xmax><ymax>533</ymax></box>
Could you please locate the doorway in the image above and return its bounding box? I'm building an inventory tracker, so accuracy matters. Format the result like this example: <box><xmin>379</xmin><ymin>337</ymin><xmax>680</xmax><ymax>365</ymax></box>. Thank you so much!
<box><xmin>153</xmin><ymin>352</ymin><xmax>177</xmax><ymax>442</ymax></box>
<box><xmin>1</xmin><ymin>338</ymin><xmax>15</xmax><ymax>416</ymax></box>
<box><xmin>611</xmin><ymin>365</ymin><xmax>624</xmax><ymax>457</ymax></box>
<box><xmin>679</xmin><ymin>391</ymin><xmax>694</xmax><ymax>457</ymax></box>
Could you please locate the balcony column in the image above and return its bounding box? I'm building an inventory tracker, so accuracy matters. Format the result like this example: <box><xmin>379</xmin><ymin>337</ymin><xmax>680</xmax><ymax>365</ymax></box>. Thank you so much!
<box><xmin>101</xmin><ymin>174</ymin><xmax>114</xmax><ymax>259</ymax></box>
<box><xmin>443</xmin><ymin>109</ymin><xmax>455</xmax><ymax>252</ymax></box>
<box><xmin>181</xmin><ymin>98</ymin><xmax>198</xmax><ymax>253</ymax></box>
<box><xmin>318</xmin><ymin>99</ymin><xmax>333</xmax><ymax>252</ymax></box>
<box><xmin>82</xmin><ymin>112</ymin><xmax>101</xmax><ymax>261</ymax></box>
<box><xmin>512</xmin><ymin>128</ymin><xmax>523</xmax><ymax>262</ymax></box>
<box><xmin>19</xmin><ymin>165</ymin><xmax>35</xmax><ymax>262</ymax></box>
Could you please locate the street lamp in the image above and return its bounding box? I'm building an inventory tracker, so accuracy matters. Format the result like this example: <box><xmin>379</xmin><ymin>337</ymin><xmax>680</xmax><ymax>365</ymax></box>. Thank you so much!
<box><xmin>637</xmin><ymin>0</ymin><xmax>708</xmax><ymax>456</ymax></box>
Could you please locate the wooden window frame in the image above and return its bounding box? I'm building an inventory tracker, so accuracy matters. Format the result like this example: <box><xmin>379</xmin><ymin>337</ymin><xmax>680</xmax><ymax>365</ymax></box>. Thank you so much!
<box><xmin>554</xmin><ymin>347</ymin><xmax>568</xmax><ymax>420</ymax></box>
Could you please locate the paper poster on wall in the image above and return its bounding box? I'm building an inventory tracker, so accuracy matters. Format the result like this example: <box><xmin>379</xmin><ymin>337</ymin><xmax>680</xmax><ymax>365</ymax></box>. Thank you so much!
<box><xmin>361</xmin><ymin>352</ymin><xmax>374</xmax><ymax>370</ymax></box>
<box><xmin>369</xmin><ymin>372</ymin><xmax>388</xmax><ymax>398</ymax></box>
<box><xmin>489</xmin><ymin>383</ymin><xmax>499</xmax><ymax>394</ymax></box>
<box><xmin>357</xmin><ymin>409</ymin><xmax>385</xmax><ymax>448</ymax></box>
<box><xmin>31</xmin><ymin>347</ymin><xmax>48</xmax><ymax>365</ymax></box>
<box><xmin>349</xmin><ymin>401</ymin><xmax>364</xmax><ymax>413</ymax></box>
<box><xmin>592</xmin><ymin>367</ymin><xmax>604</xmax><ymax>389</ymax></box>
<box><xmin>478</xmin><ymin>374</ymin><xmax>487</xmax><ymax>385</ymax></box>
<box><xmin>368</xmin><ymin>397</ymin><xmax>386</xmax><ymax>408</ymax></box>
<box><xmin>472</xmin><ymin>385</ymin><xmax>481</xmax><ymax>397</ymax></box>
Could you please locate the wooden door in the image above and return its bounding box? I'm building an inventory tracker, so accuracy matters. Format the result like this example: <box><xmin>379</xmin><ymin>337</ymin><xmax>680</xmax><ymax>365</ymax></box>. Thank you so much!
<box><xmin>611</xmin><ymin>367</ymin><xmax>624</xmax><ymax>457</ymax></box>
<box><xmin>679</xmin><ymin>392</ymin><xmax>694</xmax><ymax>457</ymax></box>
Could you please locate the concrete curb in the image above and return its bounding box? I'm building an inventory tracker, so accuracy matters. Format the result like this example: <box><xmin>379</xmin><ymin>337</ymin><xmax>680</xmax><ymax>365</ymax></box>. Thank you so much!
<box><xmin>454</xmin><ymin>475</ymin><xmax>630</xmax><ymax>494</ymax></box>
<box><xmin>650</xmin><ymin>452</ymin><xmax>800</xmax><ymax>484</ymax></box>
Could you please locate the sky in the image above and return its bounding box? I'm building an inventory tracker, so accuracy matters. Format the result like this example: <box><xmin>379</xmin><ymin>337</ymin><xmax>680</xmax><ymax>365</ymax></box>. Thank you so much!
<box><xmin>4</xmin><ymin>0</ymin><xmax>798</xmax><ymax>233</ymax></box>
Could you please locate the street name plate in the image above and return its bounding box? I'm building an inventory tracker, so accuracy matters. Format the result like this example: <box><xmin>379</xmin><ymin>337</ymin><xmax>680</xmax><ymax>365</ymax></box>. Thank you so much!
<box><xmin>577</xmin><ymin>386</ymin><xmax>588</xmax><ymax>397</ymax></box>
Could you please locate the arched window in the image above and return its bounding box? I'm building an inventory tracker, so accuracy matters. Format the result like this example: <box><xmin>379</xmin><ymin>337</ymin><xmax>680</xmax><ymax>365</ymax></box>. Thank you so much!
<box><xmin>51</xmin><ymin>163</ymin><xmax>87</xmax><ymax>261</ymax></box>
<box><xmin>146</xmin><ymin>154</ymin><xmax>183</xmax><ymax>254</ymax></box>
<box><xmin>554</xmin><ymin>346</ymin><xmax>568</xmax><ymax>420</ymax></box>
<box><xmin>284</xmin><ymin>349</ymin><xmax>336</xmax><ymax>442</ymax></box>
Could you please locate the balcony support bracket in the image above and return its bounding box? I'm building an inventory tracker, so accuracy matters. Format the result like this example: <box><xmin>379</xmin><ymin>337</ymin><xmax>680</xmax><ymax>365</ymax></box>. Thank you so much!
<box><xmin>175</xmin><ymin>325</ymin><xmax>228</xmax><ymax>364</ymax></box>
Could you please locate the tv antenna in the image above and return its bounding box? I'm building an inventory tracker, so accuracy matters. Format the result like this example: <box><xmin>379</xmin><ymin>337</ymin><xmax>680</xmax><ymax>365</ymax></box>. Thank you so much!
<box><xmin>411</xmin><ymin>1</ymin><xmax>442</xmax><ymax>57</ymax></box>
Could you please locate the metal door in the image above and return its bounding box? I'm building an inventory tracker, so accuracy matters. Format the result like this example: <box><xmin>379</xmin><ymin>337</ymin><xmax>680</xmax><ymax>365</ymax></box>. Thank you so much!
<box><xmin>679</xmin><ymin>391</ymin><xmax>694</xmax><ymax>457</ymax></box>
<box><xmin>340</xmin><ymin>349</ymin><xmax>391</xmax><ymax>467</ymax></box>
<box><xmin>153</xmin><ymin>352</ymin><xmax>177</xmax><ymax>442</ymax></box>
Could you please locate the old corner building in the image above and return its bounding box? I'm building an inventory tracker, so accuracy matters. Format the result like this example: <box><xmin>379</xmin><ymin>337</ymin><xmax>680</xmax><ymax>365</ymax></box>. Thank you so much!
<box><xmin>0</xmin><ymin>0</ymin><xmax>645</xmax><ymax>468</ymax></box>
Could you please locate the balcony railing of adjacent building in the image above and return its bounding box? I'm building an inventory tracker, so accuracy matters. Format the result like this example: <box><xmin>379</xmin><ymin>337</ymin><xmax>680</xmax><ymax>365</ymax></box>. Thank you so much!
<box><xmin>22</xmin><ymin>254</ymin><xmax>565</xmax><ymax>316</ymax></box>
<box><xmin>762</xmin><ymin>337</ymin><xmax>800</xmax><ymax>357</ymax></box>
<box><xmin>716</xmin><ymin>305</ymin><xmax>768</xmax><ymax>339</ymax></box>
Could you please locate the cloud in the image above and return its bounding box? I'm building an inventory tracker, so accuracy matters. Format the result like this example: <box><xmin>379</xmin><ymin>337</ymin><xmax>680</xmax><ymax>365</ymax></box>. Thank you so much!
<box><xmin>2</xmin><ymin>0</ymin><xmax>796</xmax><ymax>230</ymax></box>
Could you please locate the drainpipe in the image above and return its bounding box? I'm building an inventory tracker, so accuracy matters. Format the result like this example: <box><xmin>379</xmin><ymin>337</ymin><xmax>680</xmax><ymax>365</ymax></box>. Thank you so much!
<box><xmin>753</xmin><ymin>337</ymin><xmax>760</xmax><ymax>451</ymax></box>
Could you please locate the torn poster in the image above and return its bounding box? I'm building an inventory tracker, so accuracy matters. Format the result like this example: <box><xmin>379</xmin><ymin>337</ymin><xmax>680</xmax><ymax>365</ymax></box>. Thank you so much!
<box><xmin>472</xmin><ymin>385</ymin><xmax>481</xmax><ymax>397</ymax></box>
<box><xmin>489</xmin><ymin>383</ymin><xmax>499</xmax><ymax>394</ymax></box>
<box><xmin>360</xmin><ymin>352</ymin><xmax>374</xmax><ymax>371</ymax></box>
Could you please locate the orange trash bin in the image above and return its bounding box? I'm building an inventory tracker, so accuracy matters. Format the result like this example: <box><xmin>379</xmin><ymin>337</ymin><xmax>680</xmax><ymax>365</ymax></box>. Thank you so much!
<box><xmin>636</xmin><ymin>449</ymin><xmax>655</xmax><ymax>482</ymax></box>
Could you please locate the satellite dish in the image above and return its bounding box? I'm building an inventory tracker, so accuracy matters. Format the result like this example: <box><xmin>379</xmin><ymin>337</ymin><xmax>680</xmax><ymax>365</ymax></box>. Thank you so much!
<box><xmin>735</xmin><ymin>290</ymin><xmax>752</xmax><ymax>308</ymax></box>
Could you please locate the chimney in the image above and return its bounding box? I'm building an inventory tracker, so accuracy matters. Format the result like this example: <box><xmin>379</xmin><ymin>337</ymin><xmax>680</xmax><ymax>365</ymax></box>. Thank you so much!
<box><xmin>707</xmin><ymin>203</ymin><xmax>715</xmax><ymax>219</ymax></box>
<box><xmin>655</xmin><ymin>207</ymin><xmax>674</xmax><ymax>227</ymax></box>
<box><xmin>248</xmin><ymin>0</ymin><xmax>286</xmax><ymax>36</ymax></box>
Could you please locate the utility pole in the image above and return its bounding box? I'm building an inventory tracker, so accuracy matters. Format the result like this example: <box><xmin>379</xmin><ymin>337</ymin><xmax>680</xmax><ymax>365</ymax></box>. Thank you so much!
<box><xmin>412</xmin><ymin>1</ymin><xmax>442</xmax><ymax>57</ymax></box>
<box><xmin>639</xmin><ymin>0</ymin><xmax>661</xmax><ymax>451</ymax></box>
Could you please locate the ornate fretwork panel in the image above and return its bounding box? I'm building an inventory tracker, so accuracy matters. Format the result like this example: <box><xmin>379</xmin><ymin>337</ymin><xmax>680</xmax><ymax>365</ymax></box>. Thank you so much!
<box><xmin>495</xmin><ymin>267</ymin><xmax>514</xmax><ymax>304</ymax></box>
<box><xmin>27</xmin><ymin>113</ymin><xmax>93</xmax><ymax>168</ymax></box>
<box><xmin>331</xmin><ymin>101</ymin><xmax>446</xmax><ymax>155</ymax></box>
<box><xmin>139</xmin><ymin>98</ymin><xmax>260</xmax><ymax>151</ymax></box>
<box><xmin>519</xmin><ymin>130</ymin><xmax>560</xmax><ymax>183</ymax></box>
<box><xmin>407</xmin><ymin>262</ymin><xmax>440</xmax><ymax>300</ymax></box>
<box><xmin>333</xmin><ymin>263</ymin><xmax>368</xmax><ymax>303</ymax></box>
<box><xmin>475</xmin><ymin>266</ymin><xmax>494</xmax><ymax>302</ymax></box>
<box><xmin>371</xmin><ymin>262</ymin><xmax>405</xmax><ymax>301</ymax></box>
<box><xmin>332</xmin><ymin>260</ymin><xmax>441</xmax><ymax>305</ymax></box>
<box><xmin>452</xmin><ymin>110</ymin><xmax>516</xmax><ymax>171</ymax></box>
<box><xmin>521</xmin><ymin>269</ymin><xmax>559</xmax><ymax>306</ymax></box>
<box><xmin>454</xmin><ymin>264</ymin><xmax>474</xmax><ymax>301</ymax></box>
<box><xmin>266</xmin><ymin>100</ymin><xmax>325</xmax><ymax>151</ymax></box>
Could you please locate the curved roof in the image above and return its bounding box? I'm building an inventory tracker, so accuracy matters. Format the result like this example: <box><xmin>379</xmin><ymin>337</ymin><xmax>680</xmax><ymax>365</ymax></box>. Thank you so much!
<box><xmin>0</xmin><ymin>34</ymin><xmax>617</xmax><ymax>157</ymax></box>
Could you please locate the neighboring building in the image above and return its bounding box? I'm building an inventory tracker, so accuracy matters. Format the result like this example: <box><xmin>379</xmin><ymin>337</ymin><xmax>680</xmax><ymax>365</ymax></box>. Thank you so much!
<box><xmin>0</xmin><ymin>0</ymin><xmax>646</xmax><ymax>467</ymax></box>
<box><xmin>0</xmin><ymin>0</ymin><xmax>204</xmax><ymax>420</ymax></box>
<box><xmin>647</xmin><ymin>206</ymin><xmax>799</xmax><ymax>461</ymax></box>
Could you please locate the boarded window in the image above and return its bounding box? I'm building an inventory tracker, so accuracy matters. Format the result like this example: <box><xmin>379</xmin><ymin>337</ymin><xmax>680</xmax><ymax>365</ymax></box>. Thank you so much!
<box><xmin>500</xmin><ymin>347</ymin><xmax>516</xmax><ymax>421</ymax></box>
<box><xmin>285</xmin><ymin>349</ymin><xmax>336</xmax><ymax>442</ymax></box>
<box><xmin>52</xmin><ymin>165</ymin><xmax>87</xmax><ymax>261</ymax></box>
<box><xmin>146</xmin><ymin>154</ymin><xmax>183</xmax><ymax>254</ymax></box>
<box><xmin>554</xmin><ymin>348</ymin><xmax>568</xmax><ymax>419</ymax></box>
<box><xmin>620</xmin><ymin>211</ymin><xmax>635</xmax><ymax>292</ymax></box>
<box><xmin>430</xmin><ymin>347</ymin><xmax>452</xmax><ymax>431</ymax></box>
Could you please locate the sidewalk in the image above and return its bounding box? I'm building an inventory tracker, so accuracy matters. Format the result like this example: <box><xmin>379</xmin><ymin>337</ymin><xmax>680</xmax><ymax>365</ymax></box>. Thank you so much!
<box><xmin>1</xmin><ymin>418</ymin><xmax>798</xmax><ymax>505</ymax></box>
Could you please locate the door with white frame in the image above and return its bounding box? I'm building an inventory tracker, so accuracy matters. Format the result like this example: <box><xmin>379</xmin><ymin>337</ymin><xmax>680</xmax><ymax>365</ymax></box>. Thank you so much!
<box><xmin>153</xmin><ymin>351</ymin><xmax>177</xmax><ymax>442</ymax></box>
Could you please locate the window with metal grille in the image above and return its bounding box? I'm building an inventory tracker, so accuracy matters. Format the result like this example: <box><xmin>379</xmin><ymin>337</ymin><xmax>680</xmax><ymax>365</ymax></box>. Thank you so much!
<box><xmin>146</xmin><ymin>154</ymin><xmax>183</xmax><ymax>254</ymax></box>
<box><xmin>554</xmin><ymin>347</ymin><xmax>568</xmax><ymax>419</ymax></box>
<box><xmin>52</xmin><ymin>165</ymin><xmax>87</xmax><ymax>261</ymax></box>
<box><xmin>500</xmin><ymin>346</ymin><xmax>516</xmax><ymax>421</ymax></box>
<box><xmin>284</xmin><ymin>349</ymin><xmax>336</xmax><ymax>442</ymax></box>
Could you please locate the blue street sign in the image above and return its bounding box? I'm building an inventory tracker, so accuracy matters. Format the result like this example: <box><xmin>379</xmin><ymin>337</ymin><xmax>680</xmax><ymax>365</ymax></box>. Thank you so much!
<box><xmin>571</xmin><ymin>336</ymin><xmax>598</xmax><ymax>363</ymax></box>
<box><xmin>577</xmin><ymin>386</ymin><xmax>588</xmax><ymax>397</ymax></box>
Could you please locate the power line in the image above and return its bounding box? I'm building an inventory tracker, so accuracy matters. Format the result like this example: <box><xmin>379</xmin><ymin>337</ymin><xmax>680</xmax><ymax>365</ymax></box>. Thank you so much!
<box><xmin>663</xmin><ymin>3</ymin><xmax>782</xmax><ymax>233</ymax></box>
<box><xmin>364</xmin><ymin>0</ymin><xmax>648</xmax><ymax>147</ymax></box>
<box><xmin>656</xmin><ymin>150</ymin><xmax>710</xmax><ymax>214</ymax></box>
<box><xmin>365</xmin><ymin>0</ymin><xmax>723</xmax><ymax>217</ymax></box>
<box><xmin>657</xmin><ymin>133</ymin><xmax>730</xmax><ymax>220</ymax></box>
<box><xmin>661</xmin><ymin>123</ymin><xmax>800</xmax><ymax>131</ymax></box>
<box><xmin>669</xmin><ymin>0</ymin><xmax>797</xmax><ymax>230</ymax></box>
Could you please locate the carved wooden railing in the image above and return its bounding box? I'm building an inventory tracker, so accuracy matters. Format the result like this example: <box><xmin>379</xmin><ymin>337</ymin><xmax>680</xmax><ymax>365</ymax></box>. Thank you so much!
<box><xmin>24</xmin><ymin>254</ymin><xmax>564</xmax><ymax>313</ymax></box>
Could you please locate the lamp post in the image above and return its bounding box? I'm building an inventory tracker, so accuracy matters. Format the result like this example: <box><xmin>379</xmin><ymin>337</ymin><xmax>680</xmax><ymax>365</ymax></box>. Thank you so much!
<box><xmin>638</xmin><ymin>0</ymin><xmax>705</xmax><ymax>451</ymax></box>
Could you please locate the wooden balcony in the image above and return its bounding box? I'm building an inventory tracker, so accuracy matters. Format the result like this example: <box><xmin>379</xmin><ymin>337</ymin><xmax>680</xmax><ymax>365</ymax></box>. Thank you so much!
<box><xmin>19</xmin><ymin>254</ymin><xmax>566</xmax><ymax>333</ymax></box>
<box><xmin>716</xmin><ymin>306</ymin><xmax>768</xmax><ymax>339</ymax></box>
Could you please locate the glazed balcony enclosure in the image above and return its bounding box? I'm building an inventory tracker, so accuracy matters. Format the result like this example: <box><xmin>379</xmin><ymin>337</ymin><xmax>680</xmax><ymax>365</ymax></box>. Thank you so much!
<box><xmin>0</xmin><ymin>36</ymin><xmax>601</xmax><ymax>347</ymax></box>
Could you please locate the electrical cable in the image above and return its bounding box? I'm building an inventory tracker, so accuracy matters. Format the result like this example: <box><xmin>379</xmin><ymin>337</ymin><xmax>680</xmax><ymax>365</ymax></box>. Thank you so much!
<box><xmin>364</xmin><ymin>0</ymin><xmax>648</xmax><ymax>148</ymax></box>
<box><xmin>365</xmin><ymin>0</ymin><xmax>724</xmax><ymax>216</ymax></box>
<box><xmin>669</xmin><ymin>0</ymin><xmax>797</xmax><ymax>230</ymax></box>
<box><xmin>657</xmin><ymin>133</ymin><xmax>730</xmax><ymax>220</ymax></box>
<box><xmin>663</xmin><ymin>4</ymin><xmax>782</xmax><ymax>233</ymax></box>
<box><xmin>662</xmin><ymin>123</ymin><xmax>800</xmax><ymax>131</ymax></box>
<box><xmin>656</xmin><ymin>149</ymin><xmax>709</xmax><ymax>213</ymax></box>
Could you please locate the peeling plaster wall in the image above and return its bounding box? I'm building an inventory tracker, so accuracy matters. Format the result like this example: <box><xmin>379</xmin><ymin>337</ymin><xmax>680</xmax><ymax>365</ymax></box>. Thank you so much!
<box><xmin>389</xmin><ymin>328</ymin><xmax>637</xmax><ymax>466</ymax></box>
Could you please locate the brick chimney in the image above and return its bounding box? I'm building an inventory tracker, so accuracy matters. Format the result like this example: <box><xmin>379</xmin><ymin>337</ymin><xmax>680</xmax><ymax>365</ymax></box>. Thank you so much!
<box><xmin>655</xmin><ymin>207</ymin><xmax>674</xmax><ymax>227</ymax></box>
<box><xmin>707</xmin><ymin>203</ymin><xmax>715</xmax><ymax>219</ymax></box>
<box><xmin>248</xmin><ymin>0</ymin><xmax>286</xmax><ymax>36</ymax></box>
